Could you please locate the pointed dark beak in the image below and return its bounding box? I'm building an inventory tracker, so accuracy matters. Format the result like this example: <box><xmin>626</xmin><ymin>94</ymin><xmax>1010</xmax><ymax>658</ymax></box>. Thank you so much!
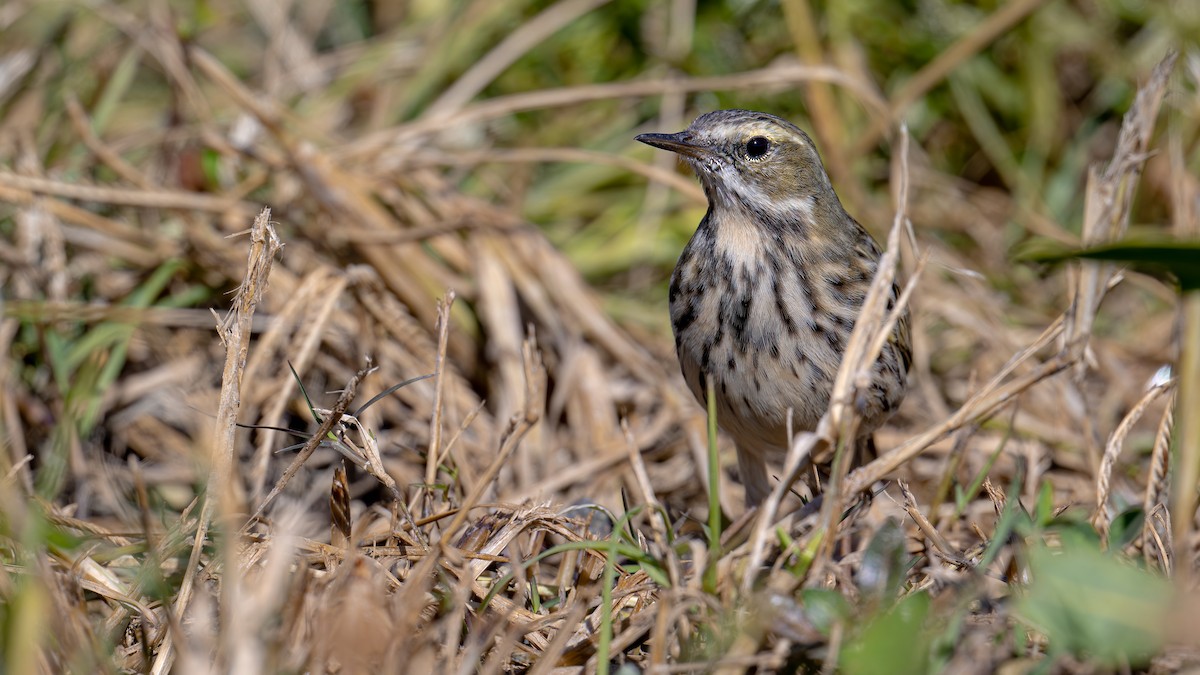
<box><xmin>635</xmin><ymin>132</ymin><xmax>709</xmax><ymax>160</ymax></box>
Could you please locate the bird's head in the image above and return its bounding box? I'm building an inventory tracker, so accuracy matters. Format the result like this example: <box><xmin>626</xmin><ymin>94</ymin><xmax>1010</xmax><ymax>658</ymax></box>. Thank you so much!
<box><xmin>636</xmin><ymin>109</ymin><xmax>838</xmax><ymax>224</ymax></box>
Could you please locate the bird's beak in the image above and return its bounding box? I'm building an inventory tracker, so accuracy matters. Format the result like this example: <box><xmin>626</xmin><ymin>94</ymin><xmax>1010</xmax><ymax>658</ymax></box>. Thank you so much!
<box><xmin>635</xmin><ymin>132</ymin><xmax>710</xmax><ymax>160</ymax></box>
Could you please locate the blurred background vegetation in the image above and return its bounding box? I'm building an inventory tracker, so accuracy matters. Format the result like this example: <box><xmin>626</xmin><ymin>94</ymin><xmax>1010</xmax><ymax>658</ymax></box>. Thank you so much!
<box><xmin>5</xmin><ymin>0</ymin><xmax>1192</xmax><ymax>314</ymax></box>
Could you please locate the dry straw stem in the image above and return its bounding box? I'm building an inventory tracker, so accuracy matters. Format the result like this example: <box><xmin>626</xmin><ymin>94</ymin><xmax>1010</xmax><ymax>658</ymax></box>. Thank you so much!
<box><xmin>739</xmin><ymin>126</ymin><xmax>922</xmax><ymax>591</ymax></box>
<box><xmin>1092</xmin><ymin>378</ymin><xmax>1174</xmax><ymax>543</ymax></box>
<box><xmin>848</xmin><ymin>316</ymin><xmax>1071</xmax><ymax>495</ymax></box>
<box><xmin>848</xmin><ymin>52</ymin><xmax>1179</xmax><ymax>500</ymax></box>
<box><xmin>408</xmin><ymin>147</ymin><xmax>705</xmax><ymax>203</ymax></box>
<box><xmin>439</xmin><ymin>336</ymin><xmax>545</xmax><ymax>545</ymax></box>
<box><xmin>330</xmin><ymin>463</ymin><xmax>351</xmax><ymax>547</ymax></box>
<box><xmin>424</xmin><ymin>0</ymin><xmax>612</xmax><ymax>117</ymax></box>
<box><xmin>1143</xmin><ymin>396</ymin><xmax>1175</xmax><ymax>568</ymax></box>
<box><xmin>811</xmin><ymin>126</ymin><xmax>921</xmax><ymax>577</ymax></box>
<box><xmin>1167</xmin><ymin>56</ymin><xmax>1200</xmax><ymax>580</ymax></box>
<box><xmin>0</xmin><ymin>169</ymin><xmax>256</xmax><ymax>217</ymax></box>
<box><xmin>245</xmin><ymin>363</ymin><xmax>371</xmax><ymax>528</ymax></box>
<box><xmin>63</xmin><ymin>94</ymin><xmax>155</xmax><ymax>190</ymax></box>
<box><xmin>422</xmin><ymin>291</ymin><xmax>456</xmax><ymax>494</ymax></box>
<box><xmin>899</xmin><ymin>480</ymin><xmax>965</xmax><ymax>566</ymax></box>
<box><xmin>780</xmin><ymin>0</ymin><xmax>851</xmax><ymax>192</ymax></box>
<box><xmin>243</xmin><ymin>267</ymin><xmax>350</xmax><ymax>498</ymax></box>
<box><xmin>1171</xmin><ymin>173</ymin><xmax>1200</xmax><ymax>579</ymax></box>
<box><xmin>1067</xmin><ymin>53</ymin><xmax>1177</xmax><ymax>368</ymax></box>
<box><xmin>343</xmin><ymin>62</ymin><xmax>889</xmax><ymax>164</ymax></box>
<box><xmin>151</xmin><ymin>208</ymin><xmax>280</xmax><ymax>675</ymax></box>
<box><xmin>0</xmin><ymin>301</ymin><xmax>273</xmax><ymax>331</ymax></box>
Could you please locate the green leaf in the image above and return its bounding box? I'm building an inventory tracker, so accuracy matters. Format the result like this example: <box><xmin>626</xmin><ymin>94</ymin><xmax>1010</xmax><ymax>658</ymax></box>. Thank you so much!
<box><xmin>955</xmin><ymin>427</ymin><xmax>1008</xmax><ymax>516</ymax></box>
<box><xmin>1016</xmin><ymin>537</ymin><xmax>1170</xmax><ymax>666</ymax></box>
<box><xmin>842</xmin><ymin>593</ymin><xmax>932</xmax><ymax>675</ymax></box>
<box><xmin>1044</xmin><ymin>514</ymin><xmax>1102</xmax><ymax>548</ymax></box>
<box><xmin>1020</xmin><ymin>238</ymin><xmax>1200</xmax><ymax>292</ymax></box>
<box><xmin>1034</xmin><ymin>480</ymin><xmax>1055</xmax><ymax>526</ymax></box>
<box><xmin>858</xmin><ymin>518</ymin><xmax>907</xmax><ymax>606</ymax></box>
<box><xmin>1107</xmin><ymin>507</ymin><xmax>1145</xmax><ymax>551</ymax></box>
<box><xmin>800</xmin><ymin>589</ymin><xmax>851</xmax><ymax>636</ymax></box>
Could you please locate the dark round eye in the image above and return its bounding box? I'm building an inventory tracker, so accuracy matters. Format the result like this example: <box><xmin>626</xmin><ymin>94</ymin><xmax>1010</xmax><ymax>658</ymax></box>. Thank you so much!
<box><xmin>745</xmin><ymin>136</ymin><xmax>770</xmax><ymax>158</ymax></box>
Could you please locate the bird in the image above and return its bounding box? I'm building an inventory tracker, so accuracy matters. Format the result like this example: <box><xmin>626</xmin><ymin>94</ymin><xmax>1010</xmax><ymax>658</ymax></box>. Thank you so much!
<box><xmin>636</xmin><ymin>109</ymin><xmax>911</xmax><ymax>506</ymax></box>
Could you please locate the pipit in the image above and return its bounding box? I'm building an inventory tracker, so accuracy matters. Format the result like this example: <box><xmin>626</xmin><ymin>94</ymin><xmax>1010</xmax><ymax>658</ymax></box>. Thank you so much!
<box><xmin>637</xmin><ymin>110</ymin><xmax>911</xmax><ymax>505</ymax></box>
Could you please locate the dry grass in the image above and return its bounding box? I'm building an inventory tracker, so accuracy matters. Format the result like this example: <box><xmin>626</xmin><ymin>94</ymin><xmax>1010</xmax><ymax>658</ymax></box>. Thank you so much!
<box><xmin>1</xmin><ymin>2</ymin><xmax>1199</xmax><ymax>673</ymax></box>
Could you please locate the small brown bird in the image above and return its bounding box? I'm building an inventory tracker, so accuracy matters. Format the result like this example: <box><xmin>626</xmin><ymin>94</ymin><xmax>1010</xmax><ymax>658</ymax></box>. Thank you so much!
<box><xmin>637</xmin><ymin>110</ymin><xmax>910</xmax><ymax>505</ymax></box>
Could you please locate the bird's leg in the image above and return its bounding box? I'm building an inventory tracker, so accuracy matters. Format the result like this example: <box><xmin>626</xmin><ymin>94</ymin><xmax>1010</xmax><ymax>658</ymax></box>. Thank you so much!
<box><xmin>737</xmin><ymin>446</ymin><xmax>773</xmax><ymax>507</ymax></box>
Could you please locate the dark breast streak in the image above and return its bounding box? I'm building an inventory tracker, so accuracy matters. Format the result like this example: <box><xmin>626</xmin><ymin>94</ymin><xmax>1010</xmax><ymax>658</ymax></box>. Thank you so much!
<box><xmin>668</xmin><ymin>213</ymin><xmax>909</xmax><ymax>458</ymax></box>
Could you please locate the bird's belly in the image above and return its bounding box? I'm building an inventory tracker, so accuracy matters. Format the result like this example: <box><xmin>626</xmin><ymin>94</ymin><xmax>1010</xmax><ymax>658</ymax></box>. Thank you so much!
<box><xmin>668</xmin><ymin>256</ymin><xmax>907</xmax><ymax>457</ymax></box>
<box><xmin>670</xmin><ymin>281</ymin><xmax>839</xmax><ymax>452</ymax></box>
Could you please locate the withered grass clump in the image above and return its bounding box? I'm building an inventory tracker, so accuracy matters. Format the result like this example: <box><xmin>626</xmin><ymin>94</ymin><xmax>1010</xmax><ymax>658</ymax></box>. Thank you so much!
<box><xmin>1</xmin><ymin>2</ymin><xmax>1198</xmax><ymax>673</ymax></box>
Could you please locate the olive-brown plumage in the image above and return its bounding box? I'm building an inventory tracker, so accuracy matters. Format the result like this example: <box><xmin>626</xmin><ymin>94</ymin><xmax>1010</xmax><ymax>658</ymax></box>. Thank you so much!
<box><xmin>637</xmin><ymin>110</ymin><xmax>910</xmax><ymax>505</ymax></box>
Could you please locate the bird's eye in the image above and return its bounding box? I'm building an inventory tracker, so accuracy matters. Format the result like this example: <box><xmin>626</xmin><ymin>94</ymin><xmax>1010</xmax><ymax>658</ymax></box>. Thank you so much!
<box><xmin>745</xmin><ymin>136</ymin><xmax>770</xmax><ymax>158</ymax></box>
